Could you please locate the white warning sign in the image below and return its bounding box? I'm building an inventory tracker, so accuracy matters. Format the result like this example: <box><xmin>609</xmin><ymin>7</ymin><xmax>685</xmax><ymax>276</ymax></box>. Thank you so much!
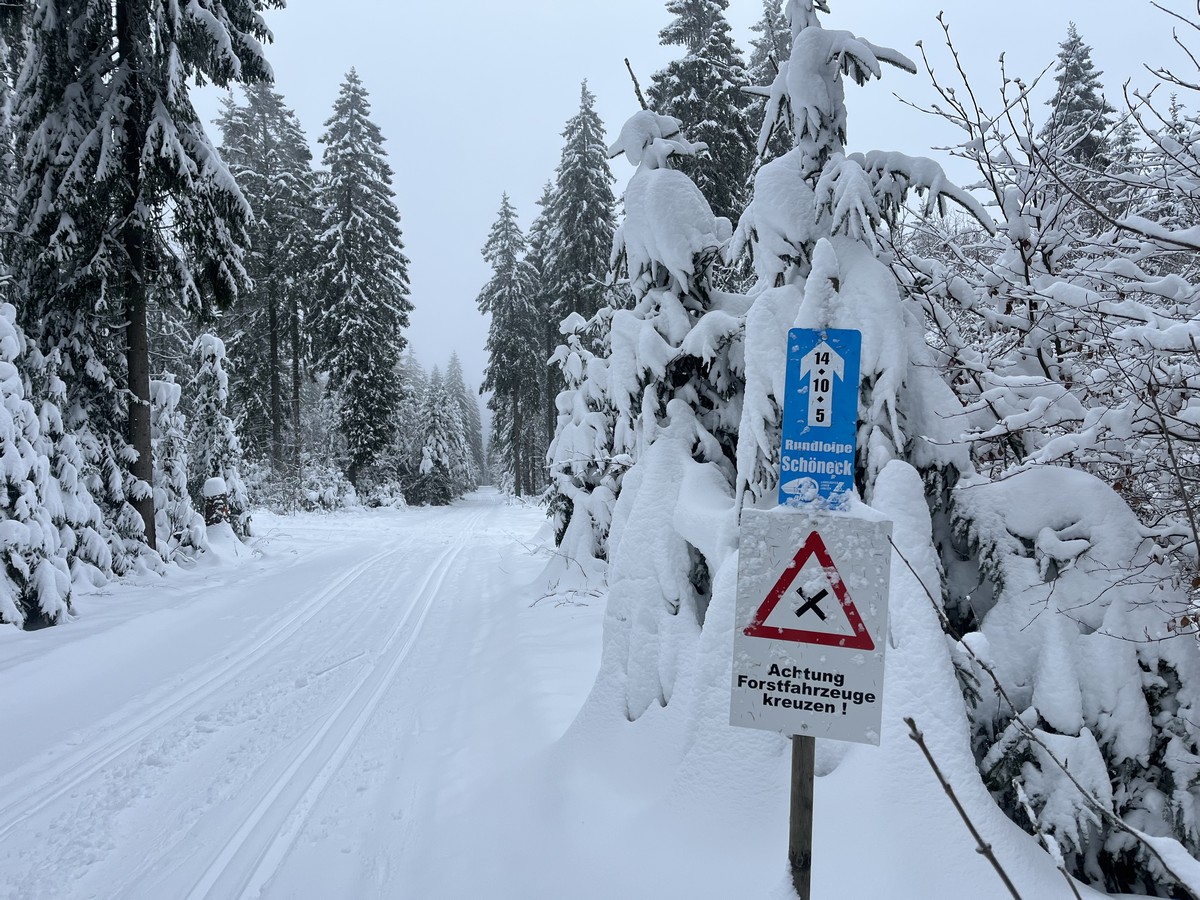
<box><xmin>730</xmin><ymin>508</ymin><xmax>891</xmax><ymax>745</ymax></box>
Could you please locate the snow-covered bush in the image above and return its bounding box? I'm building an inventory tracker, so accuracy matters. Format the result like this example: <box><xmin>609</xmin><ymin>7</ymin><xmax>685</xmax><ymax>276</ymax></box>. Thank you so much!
<box><xmin>0</xmin><ymin>304</ymin><xmax>72</xmax><ymax>628</ymax></box>
<box><xmin>885</xmin><ymin>16</ymin><xmax>1200</xmax><ymax>890</ymax></box>
<box><xmin>150</xmin><ymin>376</ymin><xmax>207</xmax><ymax>559</ymax></box>
<box><xmin>189</xmin><ymin>334</ymin><xmax>251</xmax><ymax>537</ymax></box>
<box><xmin>546</xmin><ymin>311</ymin><xmax>621</xmax><ymax>571</ymax></box>
<box><xmin>947</xmin><ymin>467</ymin><xmax>1200</xmax><ymax>892</ymax></box>
<box><xmin>31</xmin><ymin>346</ymin><xmax>112</xmax><ymax>586</ymax></box>
<box><xmin>283</xmin><ymin>452</ymin><xmax>354</xmax><ymax>511</ymax></box>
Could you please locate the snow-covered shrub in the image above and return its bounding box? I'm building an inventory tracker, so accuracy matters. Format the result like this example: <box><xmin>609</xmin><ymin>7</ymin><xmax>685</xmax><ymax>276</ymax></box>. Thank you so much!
<box><xmin>948</xmin><ymin>467</ymin><xmax>1200</xmax><ymax>892</ymax></box>
<box><xmin>31</xmin><ymin>347</ymin><xmax>112</xmax><ymax>586</ymax></box>
<box><xmin>546</xmin><ymin>311</ymin><xmax>621</xmax><ymax>570</ymax></box>
<box><xmin>363</xmin><ymin>480</ymin><xmax>408</xmax><ymax>509</ymax></box>
<box><xmin>887</xmin><ymin>19</ymin><xmax>1200</xmax><ymax>889</ymax></box>
<box><xmin>0</xmin><ymin>304</ymin><xmax>72</xmax><ymax>628</ymax></box>
<box><xmin>298</xmin><ymin>453</ymin><xmax>356</xmax><ymax>511</ymax></box>
<box><xmin>150</xmin><ymin>376</ymin><xmax>207</xmax><ymax>559</ymax></box>
<box><xmin>189</xmin><ymin>334</ymin><xmax>251</xmax><ymax>537</ymax></box>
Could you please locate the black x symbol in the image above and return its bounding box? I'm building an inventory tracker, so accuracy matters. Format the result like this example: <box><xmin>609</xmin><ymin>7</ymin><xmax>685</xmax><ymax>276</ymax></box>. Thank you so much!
<box><xmin>795</xmin><ymin>587</ymin><xmax>829</xmax><ymax>621</ymax></box>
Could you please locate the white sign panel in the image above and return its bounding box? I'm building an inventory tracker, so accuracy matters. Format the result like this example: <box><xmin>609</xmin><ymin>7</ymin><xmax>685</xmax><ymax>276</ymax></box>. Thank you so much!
<box><xmin>730</xmin><ymin>509</ymin><xmax>891</xmax><ymax>745</ymax></box>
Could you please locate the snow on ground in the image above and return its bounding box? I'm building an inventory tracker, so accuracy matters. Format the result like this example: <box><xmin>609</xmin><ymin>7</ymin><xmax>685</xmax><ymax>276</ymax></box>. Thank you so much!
<box><xmin>0</xmin><ymin>488</ymin><xmax>1117</xmax><ymax>899</ymax></box>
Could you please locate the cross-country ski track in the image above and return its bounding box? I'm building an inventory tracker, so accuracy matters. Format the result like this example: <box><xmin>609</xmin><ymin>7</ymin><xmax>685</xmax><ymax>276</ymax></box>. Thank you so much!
<box><xmin>0</xmin><ymin>490</ymin><xmax>601</xmax><ymax>900</ymax></box>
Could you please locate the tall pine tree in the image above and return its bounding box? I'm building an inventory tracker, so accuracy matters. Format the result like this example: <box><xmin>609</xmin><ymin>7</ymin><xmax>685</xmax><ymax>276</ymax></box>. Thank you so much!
<box><xmin>445</xmin><ymin>352</ymin><xmax>484</xmax><ymax>489</ymax></box>
<box><xmin>1040</xmin><ymin>23</ymin><xmax>1116</xmax><ymax>165</ymax></box>
<box><xmin>648</xmin><ymin>0</ymin><xmax>756</xmax><ymax>223</ymax></box>
<box><xmin>313</xmin><ymin>70</ymin><xmax>413</xmax><ymax>489</ymax></box>
<box><xmin>747</xmin><ymin>0</ymin><xmax>792</xmax><ymax>161</ymax></box>
<box><xmin>478</xmin><ymin>194</ymin><xmax>542</xmax><ymax>496</ymax></box>
<box><xmin>217</xmin><ymin>84</ymin><xmax>321</xmax><ymax>475</ymax></box>
<box><xmin>14</xmin><ymin>0</ymin><xmax>278</xmax><ymax>550</ymax></box>
<box><xmin>540</xmin><ymin>85</ymin><xmax>617</xmax><ymax>465</ymax></box>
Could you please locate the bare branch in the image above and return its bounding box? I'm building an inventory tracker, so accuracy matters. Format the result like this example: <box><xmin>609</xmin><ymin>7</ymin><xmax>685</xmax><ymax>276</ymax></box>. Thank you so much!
<box><xmin>905</xmin><ymin>717</ymin><xmax>1025</xmax><ymax>900</ymax></box>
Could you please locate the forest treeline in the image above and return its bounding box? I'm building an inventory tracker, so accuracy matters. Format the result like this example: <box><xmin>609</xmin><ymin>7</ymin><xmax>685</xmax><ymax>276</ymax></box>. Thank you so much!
<box><xmin>0</xmin><ymin>3</ymin><xmax>491</xmax><ymax>632</ymax></box>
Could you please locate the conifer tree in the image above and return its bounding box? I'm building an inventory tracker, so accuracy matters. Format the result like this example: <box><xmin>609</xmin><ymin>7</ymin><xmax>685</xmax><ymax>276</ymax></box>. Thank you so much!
<box><xmin>412</xmin><ymin>368</ymin><xmax>469</xmax><ymax>506</ymax></box>
<box><xmin>14</xmin><ymin>0</ymin><xmax>278</xmax><ymax>550</ymax></box>
<box><xmin>394</xmin><ymin>350</ymin><xmax>429</xmax><ymax>485</ymax></box>
<box><xmin>189</xmin><ymin>335</ymin><xmax>250</xmax><ymax>537</ymax></box>
<box><xmin>478</xmin><ymin>195</ymin><xmax>542</xmax><ymax>496</ymax></box>
<box><xmin>747</xmin><ymin>0</ymin><xmax>792</xmax><ymax>160</ymax></box>
<box><xmin>525</xmin><ymin>182</ymin><xmax>558</xmax><ymax>459</ymax></box>
<box><xmin>648</xmin><ymin>0</ymin><xmax>756</xmax><ymax>223</ymax></box>
<box><xmin>1040</xmin><ymin>23</ymin><xmax>1116</xmax><ymax>165</ymax></box>
<box><xmin>546</xmin><ymin>313</ymin><xmax>618</xmax><ymax>565</ymax></box>
<box><xmin>313</xmin><ymin>70</ymin><xmax>412</xmax><ymax>489</ymax></box>
<box><xmin>0</xmin><ymin>5</ymin><xmax>24</xmax><ymax>272</ymax></box>
<box><xmin>32</xmin><ymin>346</ymin><xmax>113</xmax><ymax>586</ymax></box>
<box><xmin>0</xmin><ymin>305</ymin><xmax>72</xmax><ymax>629</ymax></box>
<box><xmin>541</xmin><ymin>86</ymin><xmax>617</xmax><ymax>459</ymax></box>
<box><xmin>217</xmin><ymin>84</ymin><xmax>320</xmax><ymax>474</ymax></box>
<box><xmin>150</xmin><ymin>376</ymin><xmax>206</xmax><ymax>558</ymax></box>
<box><xmin>445</xmin><ymin>353</ymin><xmax>484</xmax><ymax>489</ymax></box>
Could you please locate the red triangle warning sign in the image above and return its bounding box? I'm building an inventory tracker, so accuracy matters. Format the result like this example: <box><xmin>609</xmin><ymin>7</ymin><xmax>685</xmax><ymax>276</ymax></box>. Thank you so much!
<box><xmin>743</xmin><ymin>530</ymin><xmax>875</xmax><ymax>650</ymax></box>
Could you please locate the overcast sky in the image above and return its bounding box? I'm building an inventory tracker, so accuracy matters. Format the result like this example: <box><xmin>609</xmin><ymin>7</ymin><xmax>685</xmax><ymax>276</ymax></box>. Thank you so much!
<box><xmin>200</xmin><ymin>1</ymin><xmax>1173</xmax><ymax>390</ymax></box>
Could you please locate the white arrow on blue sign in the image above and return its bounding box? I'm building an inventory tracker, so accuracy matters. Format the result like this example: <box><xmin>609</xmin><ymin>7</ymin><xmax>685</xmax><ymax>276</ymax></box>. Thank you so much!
<box><xmin>779</xmin><ymin>328</ymin><xmax>862</xmax><ymax>508</ymax></box>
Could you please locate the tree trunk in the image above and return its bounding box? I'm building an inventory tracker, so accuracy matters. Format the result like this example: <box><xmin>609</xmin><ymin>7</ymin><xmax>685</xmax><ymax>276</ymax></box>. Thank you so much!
<box><xmin>511</xmin><ymin>398</ymin><xmax>523</xmax><ymax>496</ymax></box>
<box><xmin>117</xmin><ymin>0</ymin><xmax>156</xmax><ymax>549</ymax></box>
<box><xmin>290</xmin><ymin>297</ymin><xmax>303</xmax><ymax>505</ymax></box>
<box><xmin>545</xmin><ymin>318</ymin><xmax>557</xmax><ymax>459</ymax></box>
<box><xmin>269</xmin><ymin>287</ymin><xmax>282</xmax><ymax>467</ymax></box>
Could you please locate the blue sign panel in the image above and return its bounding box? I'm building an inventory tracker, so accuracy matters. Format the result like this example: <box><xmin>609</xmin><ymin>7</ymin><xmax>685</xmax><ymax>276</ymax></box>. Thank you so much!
<box><xmin>778</xmin><ymin>328</ymin><xmax>861</xmax><ymax>508</ymax></box>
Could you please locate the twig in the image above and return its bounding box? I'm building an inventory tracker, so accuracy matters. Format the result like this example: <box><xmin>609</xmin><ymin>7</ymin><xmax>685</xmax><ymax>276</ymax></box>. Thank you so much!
<box><xmin>905</xmin><ymin>717</ymin><xmax>1024</xmax><ymax>900</ymax></box>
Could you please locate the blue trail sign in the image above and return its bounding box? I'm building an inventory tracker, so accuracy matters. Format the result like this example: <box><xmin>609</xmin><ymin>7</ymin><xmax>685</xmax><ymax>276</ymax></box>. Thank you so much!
<box><xmin>778</xmin><ymin>328</ymin><xmax>861</xmax><ymax>508</ymax></box>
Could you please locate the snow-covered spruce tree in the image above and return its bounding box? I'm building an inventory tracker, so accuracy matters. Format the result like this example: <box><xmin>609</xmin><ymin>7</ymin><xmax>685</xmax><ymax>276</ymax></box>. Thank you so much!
<box><xmin>393</xmin><ymin>350</ymin><xmax>428</xmax><ymax>488</ymax></box>
<box><xmin>0</xmin><ymin>5</ymin><xmax>24</xmax><ymax>264</ymax></box>
<box><xmin>648</xmin><ymin>0</ymin><xmax>756</xmax><ymax>225</ymax></box>
<box><xmin>546</xmin><ymin>312</ymin><xmax>619</xmax><ymax>575</ymax></box>
<box><xmin>445</xmin><ymin>352</ymin><xmax>483</xmax><ymax>490</ymax></box>
<box><xmin>0</xmin><ymin>304</ymin><xmax>72</xmax><ymax>629</ymax></box>
<box><xmin>14</xmin><ymin>0</ymin><xmax>277</xmax><ymax>552</ymax></box>
<box><xmin>747</xmin><ymin>0</ymin><xmax>793</xmax><ymax>162</ymax></box>
<box><xmin>540</xmin><ymin>85</ymin><xmax>618</xmax><ymax>456</ymax></box>
<box><xmin>524</xmin><ymin>182</ymin><xmax>558</xmax><ymax>453</ymax></box>
<box><xmin>884</xmin><ymin>20</ymin><xmax>1200</xmax><ymax>893</ymax></box>
<box><xmin>217</xmin><ymin>84</ymin><xmax>321</xmax><ymax>474</ymax></box>
<box><xmin>478</xmin><ymin>194</ymin><xmax>543</xmax><ymax>497</ymax></box>
<box><xmin>1039</xmin><ymin>23</ymin><xmax>1117</xmax><ymax>167</ymax></box>
<box><xmin>150</xmin><ymin>375</ymin><xmax>206</xmax><ymax>558</ymax></box>
<box><xmin>313</xmin><ymin>70</ymin><xmax>412</xmax><ymax>490</ymax></box>
<box><xmin>189</xmin><ymin>335</ymin><xmax>250</xmax><ymax>537</ymax></box>
<box><xmin>30</xmin><ymin>346</ymin><xmax>113</xmax><ymax>586</ymax></box>
<box><xmin>568</xmin><ymin>0</ymin><xmax>1025</xmax><ymax>849</ymax></box>
<box><xmin>575</xmin><ymin>107</ymin><xmax>754</xmax><ymax>718</ymax></box>
<box><xmin>410</xmin><ymin>368</ymin><xmax>469</xmax><ymax>507</ymax></box>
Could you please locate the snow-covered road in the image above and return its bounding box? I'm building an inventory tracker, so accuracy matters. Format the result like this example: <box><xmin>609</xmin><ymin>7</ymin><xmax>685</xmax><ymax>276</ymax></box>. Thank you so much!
<box><xmin>0</xmin><ymin>490</ymin><xmax>600</xmax><ymax>900</ymax></box>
